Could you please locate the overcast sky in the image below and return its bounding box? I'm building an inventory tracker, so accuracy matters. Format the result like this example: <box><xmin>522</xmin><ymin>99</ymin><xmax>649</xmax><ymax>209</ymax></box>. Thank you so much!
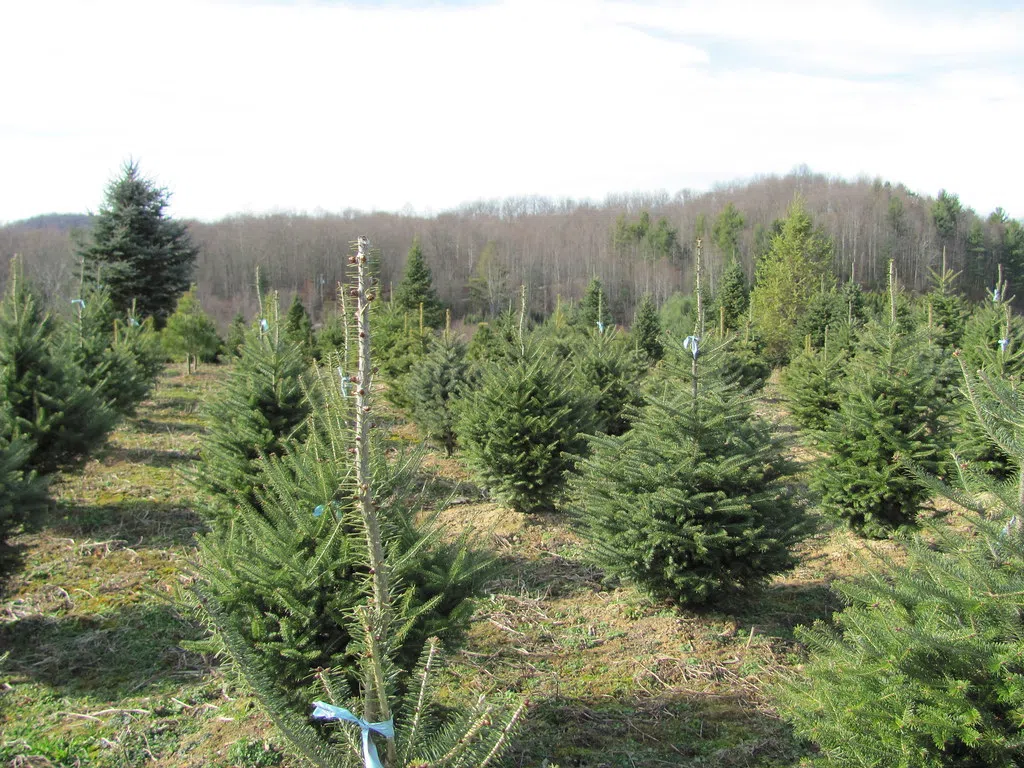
<box><xmin>3</xmin><ymin>0</ymin><xmax>1022</xmax><ymax>223</ymax></box>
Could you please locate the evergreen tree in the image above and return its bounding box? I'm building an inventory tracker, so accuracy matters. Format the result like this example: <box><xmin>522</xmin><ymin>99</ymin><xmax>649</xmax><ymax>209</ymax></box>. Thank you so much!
<box><xmin>812</xmin><ymin>311</ymin><xmax>951</xmax><ymax>537</ymax></box>
<box><xmin>194</xmin><ymin>239</ymin><xmax>519</xmax><ymax>767</ymax></box>
<box><xmin>792</xmin><ymin>286</ymin><xmax>846</xmax><ymax>354</ymax></box>
<box><xmin>78</xmin><ymin>160</ymin><xmax>198</xmax><ymax>326</ymax></box>
<box><xmin>571</xmin><ymin>328</ymin><xmax>645</xmax><ymax>437</ymax></box>
<box><xmin>284</xmin><ymin>294</ymin><xmax>315</xmax><ymax>361</ymax></box>
<box><xmin>60</xmin><ymin>286</ymin><xmax>160</xmax><ymax>416</ymax></box>
<box><xmin>631</xmin><ymin>293</ymin><xmax>663</xmax><ymax>363</ymax></box>
<box><xmin>162</xmin><ymin>286</ymin><xmax>221</xmax><ymax>374</ymax></box>
<box><xmin>925</xmin><ymin>257</ymin><xmax>970</xmax><ymax>351</ymax></box>
<box><xmin>407</xmin><ymin>332</ymin><xmax>475</xmax><ymax>456</ymax></box>
<box><xmin>394</xmin><ymin>238</ymin><xmax>444</xmax><ymax>329</ymax></box>
<box><xmin>711</xmin><ymin>259</ymin><xmax>749</xmax><ymax>333</ymax></box>
<box><xmin>193</xmin><ymin>300</ymin><xmax>310</xmax><ymax>531</ymax></box>
<box><xmin>571</xmin><ymin>334</ymin><xmax>808</xmax><ymax>605</ymax></box>
<box><xmin>782</xmin><ymin>331</ymin><xmax>849</xmax><ymax>433</ymax></box>
<box><xmin>749</xmin><ymin>196</ymin><xmax>834</xmax><ymax>366</ymax></box>
<box><xmin>711</xmin><ymin>202</ymin><xmax>745</xmax><ymax>262</ymax></box>
<box><xmin>0</xmin><ymin>261</ymin><xmax>115</xmax><ymax>476</ymax></box>
<box><xmin>953</xmin><ymin>274</ymin><xmax>1024</xmax><ymax>479</ymax></box>
<box><xmin>775</xmin><ymin>357</ymin><xmax>1024</xmax><ymax>768</ymax></box>
<box><xmin>225</xmin><ymin>312</ymin><xmax>247</xmax><ymax>358</ymax></box>
<box><xmin>458</xmin><ymin>338</ymin><xmax>595</xmax><ymax>514</ymax></box>
<box><xmin>0</xmin><ymin>404</ymin><xmax>48</xmax><ymax>571</ymax></box>
<box><xmin>575</xmin><ymin>277</ymin><xmax>612</xmax><ymax>331</ymax></box>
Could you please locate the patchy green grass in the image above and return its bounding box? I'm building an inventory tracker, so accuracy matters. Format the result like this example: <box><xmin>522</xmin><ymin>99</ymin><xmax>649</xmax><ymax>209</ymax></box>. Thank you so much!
<box><xmin>1</xmin><ymin>363</ymin><xmax>891</xmax><ymax>767</ymax></box>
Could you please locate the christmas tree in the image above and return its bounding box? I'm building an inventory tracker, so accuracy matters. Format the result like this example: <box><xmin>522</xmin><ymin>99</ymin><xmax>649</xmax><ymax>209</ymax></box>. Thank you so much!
<box><xmin>407</xmin><ymin>330</ymin><xmax>475</xmax><ymax>456</ymax></box>
<box><xmin>162</xmin><ymin>286</ymin><xmax>221</xmax><ymax>374</ymax></box>
<box><xmin>393</xmin><ymin>238</ymin><xmax>444</xmax><ymax>330</ymax></box>
<box><xmin>193</xmin><ymin>296</ymin><xmax>310</xmax><ymax>531</ymax></box>
<box><xmin>194</xmin><ymin>238</ymin><xmax>520</xmax><ymax>767</ymax></box>
<box><xmin>284</xmin><ymin>294</ymin><xmax>315</xmax><ymax>362</ymax></box>
<box><xmin>458</xmin><ymin>330</ymin><xmax>594</xmax><ymax>514</ymax></box>
<box><xmin>775</xmin><ymin>355</ymin><xmax>1024</xmax><ymax>767</ymax></box>
<box><xmin>571</xmin><ymin>327</ymin><xmax>645</xmax><ymax>436</ymax></box>
<box><xmin>571</xmin><ymin>332</ymin><xmax>808</xmax><ymax>605</ymax></box>
<box><xmin>631</xmin><ymin>293</ymin><xmax>663</xmax><ymax>363</ymax></box>
<box><xmin>0</xmin><ymin>259</ymin><xmax>115</xmax><ymax>476</ymax></box>
<box><xmin>812</xmin><ymin>264</ymin><xmax>951</xmax><ymax>537</ymax></box>
<box><xmin>0</xmin><ymin>403</ymin><xmax>47</xmax><ymax>572</ymax></box>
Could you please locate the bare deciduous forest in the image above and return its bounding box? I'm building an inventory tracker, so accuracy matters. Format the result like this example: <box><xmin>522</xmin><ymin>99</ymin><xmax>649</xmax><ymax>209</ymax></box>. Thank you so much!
<box><xmin>3</xmin><ymin>170</ymin><xmax>1020</xmax><ymax>327</ymax></box>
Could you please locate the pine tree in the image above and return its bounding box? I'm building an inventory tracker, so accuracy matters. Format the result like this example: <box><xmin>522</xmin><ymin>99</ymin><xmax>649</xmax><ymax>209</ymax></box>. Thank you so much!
<box><xmin>78</xmin><ymin>160</ymin><xmax>198</xmax><ymax>326</ymax></box>
<box><xmin>571</xmin><ymin>334</ymin><xmax>808</xmax><ymax>605</ymax></box>
<box><xmin>162</xmin><ymin>286</ymin><xmax>221</xmax><ymax>374</ymax></box>
<box><xmin>0</xmin><ymin>261</ymin><xmax>115</xmax><ymax>476</ymax></box>
<box><xmin>711</xmin><ymin>259</ymin><xmax>749</xmax><ymax>333</ymax></box>
<box><xmin>394</xmin><ymin>238</ymin><xmax>444</xmax><ymax>330</ymax></box>
<box><xmin>194</xmin><ymin>238</ymin><xmax>520</xmax><ymax>768</ymax></box>
<box><xmin>812</xmin><ymin>275</ymin><xmax>951</xmax><ymax>537</ymax></box>
<box><xmin>631</xmin><ymin>293</ymin><xmax>663</xmax><ymax>363</ymax></box>
<box><xmin>458</xmin><ymin>337</ymin><xmax>595</xmax><ymax>514</ymax></box>
<box><xmin>775</xmin><ymin>357</ymin><xmax>1024</xmax><ymax>768</ymax></box>
<box><xmin>407</xmin><ymin>332</ymin><xmax>475</xmax><ymax>456</ymax></box>
<box><xmin>193</xmin><ymin>298</ymin><xmax>310</xmax><ymax>531</ymax></box>
<box><xmin>285</xmin><ymin>294</ymin><xmax>315</xmax><ymax>362</ymax></box>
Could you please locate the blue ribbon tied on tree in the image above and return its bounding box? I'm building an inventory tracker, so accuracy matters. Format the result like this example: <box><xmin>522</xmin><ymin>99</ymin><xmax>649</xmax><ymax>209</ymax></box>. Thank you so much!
<box><xmin>999</xmin><ymin>338</ymin><xmax>1010</xmax><ymax>352</ymax></box>
<box><xmin>311</xmin><ymin>701</ymin><xmax>394</xmax><ymax>768</ymax></box>
<box><xmin>683</xmin><ymin>335</ymin><xmax>700</xmax><ymax>360</ymax></box>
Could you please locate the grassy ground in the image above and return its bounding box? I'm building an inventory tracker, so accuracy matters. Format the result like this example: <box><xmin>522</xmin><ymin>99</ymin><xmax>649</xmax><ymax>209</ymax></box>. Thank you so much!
<box><xmin>0</xmin><ymin>365</ymin><xmax>896</xmax><ymax>767</ymax></box>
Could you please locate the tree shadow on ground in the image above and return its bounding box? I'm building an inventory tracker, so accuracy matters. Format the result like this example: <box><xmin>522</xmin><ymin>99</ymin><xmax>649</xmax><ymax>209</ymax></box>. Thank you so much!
<box><xmin>506</xmin><ymin>690</ymin><xmax>808</xmax><ymax>768</ymax></box>
<box><xmin>707</xmin><ymin>580</ymin><xmax>839</xmax><ymax>643</ymax></box>
<box><xmin>100</xmin><ymin>446</ymin><xmax>201</xmax><ymax>468</ymax></box>
<box><xmin>0</xmin><ymin>602</ymin><xmax>209</xmax><ymax>698</ymax></box>
<box><xmin>42</xmin><ymin>500</ymin><xmax>205</xmax><ymax>547</ymax></box>
<box><xmin>128</xmin><ymin>418</ymin><xmax>203</xmax><ymax>436</ymax></box>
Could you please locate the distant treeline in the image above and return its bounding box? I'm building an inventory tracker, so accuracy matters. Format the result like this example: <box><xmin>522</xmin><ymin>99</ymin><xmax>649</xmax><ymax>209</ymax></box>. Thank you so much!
<box><xmin>3</xmin><ymin>169</ymin><xmax>1021</xmax><ymax>328</ymax></box>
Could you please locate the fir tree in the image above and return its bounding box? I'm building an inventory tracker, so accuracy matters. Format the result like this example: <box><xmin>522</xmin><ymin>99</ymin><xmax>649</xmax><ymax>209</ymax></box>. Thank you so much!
<box><xmin>194</xmin><ymin>238</ymin><xmax>519</xmax><ymax>768</ymax></box>
<box><xmin>571</xmin><ymin>328</ymin><xmax>645</xmax><ymax>437</ymax></box>
<box><xmin>458</xmin><ymin>336</ymin><xmax>595</xmax><ymax>514</ymax></box>
<box><xmin>60</xmin><ymin>287</ymin><xmax>161</xmax><ymax>416</ymax></box>
<box><xmin>812</xmin><ymin>273</ymin><xmax>951</xmax><ymax>537</ymax></box>
<box><xmin>575</xmin><ymin>277</ymin><xmax>612</xmax><ymax>331</ymax></box>
<box><xmin>953</xmin><ymin>272</ymin><xmax>1024</xmax><ymax>479</ymax></box>
<box><xmin>775</xmin><ymin>356</ymin><xmax>1024</xmax><ymax>767</ymax></box>
<box><xmin>193</xmin><ymin>298</ymin><xmax>310</xmax><ymax>531</ymax></box>
<box><xmin>925</xmin><ymin>254</ymin><xmax>970</xmax><ymax>351</ymax></box>
<box><xmin>749</xmin><ymin>196</ymin><xmax>834</xmax><ymax>366</ymax></box>
<box><xmin>407</xmin><ymin>332</ymin><xmax>475</xmax><ymax>456</ymax></box>
<box><xmin>782</xmin><ymin>331</ymin><xmax>849</xmax><ymax>433</ymax></box>
<box><xmin>78</xmin><ymin>160</ymin><xmax>198</xmax><ymax>326</ymax></box>
<box><xmin>225</xmin><ymin>312</ymin><xmax>247</xmax><ymax>358</ymax></box>
<box><xmin>0</xmin><ymin>261</ymin><xmax>115</xmax><ymax>476</ymax></box>
<box><xmin>0</xmin><ymin>403</ymin><xmax>48</xmax><ymax>571</ymax></box>
<box><xmin>162</xmin><ymin>286</ymin><xmax>221</xmax><ymax>374</ymax></box>
<box><xmin>711</xmin><ymin>259</ymin><xmax>749</xmax><ymax>333</ymax></box>
<box><xmin>571</xmin><ymin>334</ymin><xmax>808</xmax><ymax>605</ymax></box>
<box><xmin>631</xmin><ymin>293</ymin><xmax>663</xmax><ymax>363</ymax></box>
<box><xmin>394</xmin><ymin>238</ymin><xmax>444</xmax><ymax>330</ymax></box>
<box><xmin>285</xmin><ymin>294</ymin><xmax>315</xmax><ymax>362</ymax></box>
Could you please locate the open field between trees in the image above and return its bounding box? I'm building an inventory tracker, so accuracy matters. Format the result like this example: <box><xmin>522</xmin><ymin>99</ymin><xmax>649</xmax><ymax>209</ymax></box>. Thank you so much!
<box><xmin>1</xmin><ymin>365</ymin><xmax>907</xmax><ymax>768</ymax></box>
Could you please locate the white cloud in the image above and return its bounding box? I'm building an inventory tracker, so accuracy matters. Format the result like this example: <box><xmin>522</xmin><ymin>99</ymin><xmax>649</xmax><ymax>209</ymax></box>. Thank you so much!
<box><xmin>1</xmin><ymin>0</ymin><xmax>1022</xmax><ymax>222</ymax></box>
